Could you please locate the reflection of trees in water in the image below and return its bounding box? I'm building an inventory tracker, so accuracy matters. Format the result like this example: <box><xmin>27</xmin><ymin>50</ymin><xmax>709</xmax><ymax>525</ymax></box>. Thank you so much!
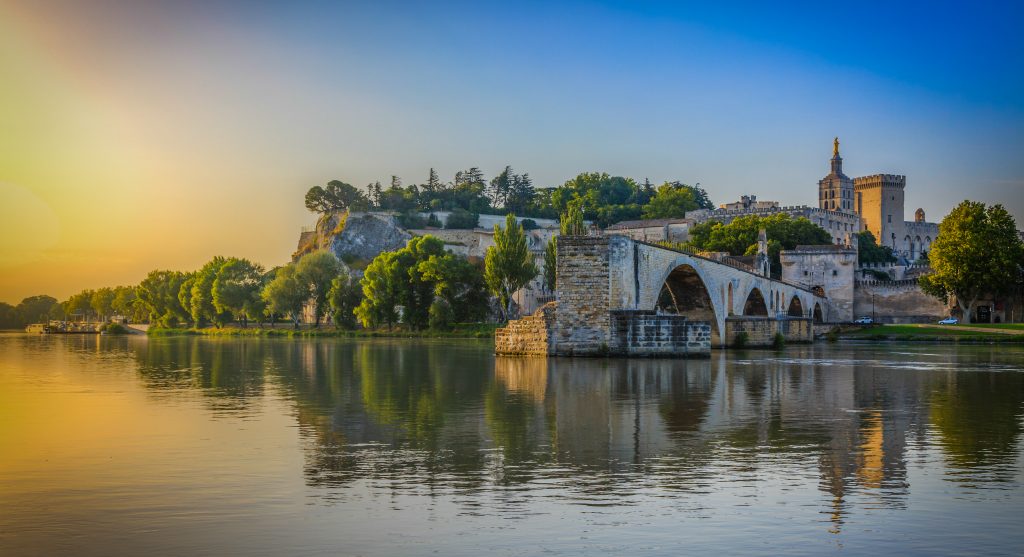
<box><xmin>488</xmin><ymin>358</ymin><xmax>555</xmax><ymax>479</ymax></box>
<box><xmin>119</xmin><ymin>338</ymin><xmax>1024</xmax><ymax>514</ymax></box>
<box><xmin>930</xmin><ymin>370</ymin><xmax>1024</xmax><ymax>474</ymax></box>
<box><xmin>302</xmin><ymin>341</ymin><xmax>495</xmax><ymax>489</ymax></box>
<box><xmin>132</xmin><ymin>338</ymin><xmax>266</xmax><ymax>406</ymax></box>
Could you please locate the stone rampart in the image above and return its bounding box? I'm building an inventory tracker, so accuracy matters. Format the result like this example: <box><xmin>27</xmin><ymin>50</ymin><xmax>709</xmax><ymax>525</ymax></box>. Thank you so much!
<box><xmin>853</xmin><ymin>282</ymin><xmax>947</xmax><ymax>323</ymax></box>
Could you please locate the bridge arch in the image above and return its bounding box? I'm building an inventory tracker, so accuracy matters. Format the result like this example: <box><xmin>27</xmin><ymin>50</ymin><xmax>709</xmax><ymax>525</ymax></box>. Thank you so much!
<box><xmin>787</xmin><ymin>296</ymin><xmax>804</xmax><ymax>317</ymax></box>
<box><xmin>655</xmin><ymin>263</ymin><xmax>722</xmax><ymax>346</ymax></box>
<box><xmin>742</xmin><ymin>287</ymin><xmax>769</xmax><ymax>316</ymax></box>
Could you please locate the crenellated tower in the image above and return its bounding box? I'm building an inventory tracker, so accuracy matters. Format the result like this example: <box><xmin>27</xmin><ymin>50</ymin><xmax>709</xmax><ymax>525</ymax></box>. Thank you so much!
<box><xmin>854</xmin><ymin>173</ymin><xmax>906</xmax><ymax>251</ymax></box>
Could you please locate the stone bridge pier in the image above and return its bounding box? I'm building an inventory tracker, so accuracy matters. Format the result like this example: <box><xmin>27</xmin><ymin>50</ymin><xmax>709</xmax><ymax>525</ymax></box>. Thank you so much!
<box><xmin>496</xmin><ymin>235</ymin><xmax>833</xmax><ymax>357</ymax></box>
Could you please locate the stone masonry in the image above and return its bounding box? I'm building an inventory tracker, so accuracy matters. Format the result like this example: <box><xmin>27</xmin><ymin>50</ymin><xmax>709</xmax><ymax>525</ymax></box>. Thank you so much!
<box><xmin>494</xmin><ymin>302</ymin><xmax>557</xmax><ymax>355</ymax></box>
<box><xmin>495</xmin><ymin>235</ymin><xmax>831</xmax><ymax>356</ymax></box>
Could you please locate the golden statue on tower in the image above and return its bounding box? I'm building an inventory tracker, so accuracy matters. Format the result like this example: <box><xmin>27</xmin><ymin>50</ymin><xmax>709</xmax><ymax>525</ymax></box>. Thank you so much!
<box><xmin>833</xmin><ymin>136</ymin><xmax>840</xmax><ymax>157</ymax></box>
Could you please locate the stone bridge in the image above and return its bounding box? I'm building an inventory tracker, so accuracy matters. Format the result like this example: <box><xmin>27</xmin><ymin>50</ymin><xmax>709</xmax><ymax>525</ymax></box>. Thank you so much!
<box><xmin>496</xmin><ymin>235</ymin><xmax>833</xmax><ymax>357</ymax></box>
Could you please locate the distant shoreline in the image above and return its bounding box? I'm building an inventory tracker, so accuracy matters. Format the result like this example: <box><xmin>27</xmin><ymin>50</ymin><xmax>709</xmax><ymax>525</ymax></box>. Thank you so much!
<box><xmin>145</xmin><ymin>324</ymin><xmax>498</xmax><ymax>340</ymax></box>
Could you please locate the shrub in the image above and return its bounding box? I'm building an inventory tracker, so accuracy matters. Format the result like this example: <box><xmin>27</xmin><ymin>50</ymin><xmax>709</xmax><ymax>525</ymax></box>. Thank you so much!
<box><xmin>772</xmin><ymin>332</ymin><xmax>786</xmax><ymax>350</ymax></box>
<box><xmin>101</xmin><ymin>322</ymin><xmax>129</xmax><ymax>335</ymax></box>
<box><xmin>398</xmin><ymin>211</ymin><xmax>427</xmax><ymax>229</ymax></box>
<box><xmin>864</xmin><ymin>269</ymin><xmax>891</xmax><ymax>281</ymax></box>
<box><xmin>826</xmin><ymin>329</ymin><xmax>839</xmax><ymax>343</ymax></box>
<box><xmin>426</xmin><ymin>213</ymin><xmax>442</xmax><ymax>228</ymax></box>
<box><xmin>733</xmin><ymin>331</ymin><xmax>748</xmax><ymax>348</ymax></box>
<box><xmin>446</xmin><ymin>208</ymin><xmax>479</xmax><ymax>229</ymax></box>
<box><xmin>428</xmin><ymin>299</ymin><xmax>454</xmax><ymax>331</ymax></box>
<box><xmin>521</xmin><ymin>218</ymin><xmax>538</xmax><ymax>230</ymax></box>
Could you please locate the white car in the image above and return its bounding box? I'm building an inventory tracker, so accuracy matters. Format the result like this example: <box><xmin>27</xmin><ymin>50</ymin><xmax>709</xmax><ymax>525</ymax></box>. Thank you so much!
<box><xmin>938</xmin><ymin>317</ymin><xmax>958</xmax><ymax>325</ymax></box>
<box><xmin>854</xmin><ymin>316</ymin><xmax>874</xmax><ymax>324</ymax></box>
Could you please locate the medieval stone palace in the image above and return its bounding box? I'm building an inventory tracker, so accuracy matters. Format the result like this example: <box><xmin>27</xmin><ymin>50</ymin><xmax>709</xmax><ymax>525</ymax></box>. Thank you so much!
<box><xmin>684</xmin><ymin>138</ymin><xmax>940</xmax><ymax>262</ymax></box>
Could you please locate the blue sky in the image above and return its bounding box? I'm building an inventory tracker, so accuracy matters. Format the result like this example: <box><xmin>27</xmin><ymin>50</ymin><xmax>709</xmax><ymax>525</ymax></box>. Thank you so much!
<box><xmin>2</xmin><ymin>0</ymin><xmax>1022</xmax><ymax>300</ymax></box>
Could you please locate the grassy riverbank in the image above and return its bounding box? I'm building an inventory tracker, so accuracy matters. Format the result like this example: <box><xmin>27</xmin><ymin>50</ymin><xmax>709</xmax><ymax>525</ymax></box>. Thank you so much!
<box><xmin>840</xmin><ymin>323</ymin><xmax>1024</xmax><ymax>343</ymax></box>
<box><xmin>147</xmin><ymin>323</ymin><xmax>500</xmax><ymax>339</ymax></box>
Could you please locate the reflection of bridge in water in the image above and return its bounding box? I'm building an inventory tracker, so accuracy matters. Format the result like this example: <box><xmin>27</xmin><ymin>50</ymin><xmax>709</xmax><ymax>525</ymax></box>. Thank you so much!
<box><xmin>498</xmin><ymin>235</ymin><xmax>834</xmax><ymax>355</ymax></box>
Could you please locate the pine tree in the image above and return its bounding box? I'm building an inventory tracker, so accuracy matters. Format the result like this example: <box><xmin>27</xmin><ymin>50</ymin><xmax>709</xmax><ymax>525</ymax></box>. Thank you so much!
<box><xmin>426</xmin><ymin>168</ymin><xmax>440</xmax><ymax>193</ymax></box>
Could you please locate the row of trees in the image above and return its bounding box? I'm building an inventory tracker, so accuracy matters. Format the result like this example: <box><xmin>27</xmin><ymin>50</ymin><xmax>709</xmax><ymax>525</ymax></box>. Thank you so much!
<box><xmin>45</xmin><ymin>212</ymin><xmax>543</xmax><ymax>331</ymax></box>
<box><xmin>683</xmin><ymin>213</ymin><xmax>833</xmax><ymax>278</ymax></box>
<box><xmin>305</xmin><ymin>169</ymin><xmax>714</xmax><ymax>229</ymax></box>
<box><xmin>136</xmin><ymin>252</ymin><xmax>350</xmax><ymax>329</ymax></box>
<box><xmin>0</xmin><ymin>295</ymin><xmax>61</xmax><ymax>329</ymax></box>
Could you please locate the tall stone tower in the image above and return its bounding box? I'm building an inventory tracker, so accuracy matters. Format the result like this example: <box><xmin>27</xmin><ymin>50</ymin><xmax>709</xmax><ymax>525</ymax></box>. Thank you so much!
<box><xmin>854</xmin><ymin>174</ymin><xmax>906</xmax><ymax>251</ymax></box>
<box><xmin>818</xmin><ymin>137</ymin><xmax>854</xmax><ymax>213</ymax></box>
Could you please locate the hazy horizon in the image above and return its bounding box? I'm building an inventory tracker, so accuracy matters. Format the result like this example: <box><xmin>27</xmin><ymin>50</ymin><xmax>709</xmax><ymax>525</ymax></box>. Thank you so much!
<box><xmin>3</xmin><ymin>0</ymin><xmax>1022</xmax><ymax>303</ymax></box>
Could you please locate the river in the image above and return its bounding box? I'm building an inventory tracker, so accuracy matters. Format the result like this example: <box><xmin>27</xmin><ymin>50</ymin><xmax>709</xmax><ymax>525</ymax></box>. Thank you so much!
<box><xmin>1</xmin><ymin>334</ymin><xmax>1022</xmax><ymax>556</ymax></box>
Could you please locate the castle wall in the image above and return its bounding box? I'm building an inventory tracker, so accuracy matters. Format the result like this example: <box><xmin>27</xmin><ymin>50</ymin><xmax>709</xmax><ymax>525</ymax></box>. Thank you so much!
<box><xmin>852</xmin><ymin>281</ymin><xmax>947</xmax><ymax>323</ymax></box>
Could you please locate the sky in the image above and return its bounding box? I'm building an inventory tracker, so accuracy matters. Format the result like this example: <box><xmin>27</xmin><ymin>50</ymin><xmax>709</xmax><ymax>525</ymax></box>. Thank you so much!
<box><xmin>1</xmin><ymin>0</ymin><xmax>1022</xmax><ymax>303</ymax></box>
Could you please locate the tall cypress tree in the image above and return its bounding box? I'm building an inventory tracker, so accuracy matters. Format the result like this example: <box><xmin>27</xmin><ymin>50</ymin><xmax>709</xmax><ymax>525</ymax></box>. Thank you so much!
<box><xmin>484</xmin><ymin>214</ymin><xmax>538</xmax><ymax>321</ymax></box>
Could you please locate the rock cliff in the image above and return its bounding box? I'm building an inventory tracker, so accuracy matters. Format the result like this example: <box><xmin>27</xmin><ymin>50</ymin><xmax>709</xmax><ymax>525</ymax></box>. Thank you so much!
<box><xmin>294</xmin><ymin>211</ymin><xmax>411</xmax><ymax>263</ymax></box>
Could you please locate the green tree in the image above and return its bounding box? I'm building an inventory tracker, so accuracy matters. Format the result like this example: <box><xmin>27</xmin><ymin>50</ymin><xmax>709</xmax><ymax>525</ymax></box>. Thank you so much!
<box><xmin>543</xmin><ymin>237</ymin><xmax>557</xmax><ymax>293</ymax></box>
<box><xmin>642</xmin><ymin>182</ymin><xmax>702</xmax><ymax>219</ymax></box>
<box><xmin>296</xmin><ymin>250</ymin><xmax>343</xmax><ymax>327</ymax></box>
<box><xmin>191</xmin><ymin>257</ymin><xmax>231</xmax><ymax>327</ymax></box>
<box><xmin>90</xmin><ymin>287</ymin><xmax>116</xmax><ymax>321</ymax></box>
<box><xmin>856</xmin><ymin>230</ymin><xmax>896</xmax><ymax>264</ymax></box>
<box><xmin>418</xmin><ymin>252</ymin><xmax>489</xmax><ymax>323</ymax></box>
<box><xmin>111</xmin><ymin>286</ymin><xmax>140</xmax><ymax>321</ymax></box>
<box><xmin>63</xmin><ymin>290</ymin><xmax>94</xmax><ymax>321</ymax></box>
<box><xmin>355</xmin><ymin>235</ymin><xmax>482</xmax><ymax>329</ymax></box>
<box><xmin>213</xmin><ymin>258</ymin><xmax>265</xmax><ymax>327</ymax></box>
<box><xmin>15</xmin><ymin>295</ymin><xmax>59</xmax><ymax>326</ymax></box>
<box><xmin>687</xmin><ymin>213</ymin><xmax>832</xmax><ymax>278</ymax></box>
<box><xmin>261</xmin><ymin>264</ymin><xmax>307</xmax><ymax>328</ymax></box>
<box><xmin>305</xmin><ymin>180</ymin><xmax>370</xmax><ymax>213</ymax></box>
<box><xmin>919</xmin><ymin>201</ymin><xmax>1024</xmax><ymax>322</ymax></box>
<box><xmin>485</xmin><ymin>214</ymin><xmax>538</xmax><ymax>321</ymax></box>
<box><xmin>424</xmin><ymin>167</ymin><xmax>441</xmax><ymax>193</ymax></box>
<box><xmin>445</xmin><ymin>207</ymin><xmax>479</xmax><ymax>229</ymax></box>
<box><xmin>355</xmin><ymin>250</ymin><xmax>403</xmax><ymax>329</ymax></box>
<box><xmin>328</xmin><ymin>271</ymin><xmax>362</xmax><ymax>329</ymax></box>
<box><xmin>178</xmin><ymin>275</ymin><xmax>197</xmax><ymax>326</ymax></box>
<box><xmin>506</xmin><ymin>173</ymin><xmax>536</xmax><ymax>215</ymax></box>
<box><xmin>0</xmin><ymin>302</ymin><xmax>18</xmax><ymax>329</ymax></box>
<box><xmin>489</xmin><ymin>166</ymin><xmax>515</xmax><ymax>208</ymax></box>
<box><xmin>138</xmin><ymin>270</ymin><xmax>190</xmax><ymax>326</ymax></box>
<box><xmin>560</xmin><ymin>201</ymin><xmax>587</xmax><ymax>236</ymax></box>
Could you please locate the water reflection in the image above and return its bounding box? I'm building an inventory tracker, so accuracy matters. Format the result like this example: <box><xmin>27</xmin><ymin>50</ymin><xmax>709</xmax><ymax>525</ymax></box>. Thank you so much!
<box><xmin>111</xmin><ymin>339</ymin><xmax>1021</xmax><ymax>518</ymax></box>
<box><xmin>3</xmin><ymin>334</ymin><xmax>1024</xmax><ymax>554</ymax></box>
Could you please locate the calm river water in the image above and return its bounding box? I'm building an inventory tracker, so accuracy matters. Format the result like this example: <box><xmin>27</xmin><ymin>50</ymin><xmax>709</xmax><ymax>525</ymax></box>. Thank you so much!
<box><xmin>1</xmin><ymin>334</ymin><xmax>1023</xmax><ymax>556</ymax></box>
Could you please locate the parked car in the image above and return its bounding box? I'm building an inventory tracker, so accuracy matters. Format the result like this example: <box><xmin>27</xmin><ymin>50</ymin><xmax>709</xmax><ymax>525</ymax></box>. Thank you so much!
<box><xmin>854</xmin><ymin>316</ymin><xmax>874</xmax><ymax>324</ymax></box>
<box><xmin>938</xmin><ymin>317</ymin><xmax>959</xmax><ymax>325</ymax></box>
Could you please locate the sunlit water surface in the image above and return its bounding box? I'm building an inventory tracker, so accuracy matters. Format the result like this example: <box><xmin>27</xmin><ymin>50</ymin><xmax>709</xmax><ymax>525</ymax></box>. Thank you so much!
<box><xmin>1</xmin><ymin>334</ymin><xmax>1023</xmax><ymax>556</ymax></box>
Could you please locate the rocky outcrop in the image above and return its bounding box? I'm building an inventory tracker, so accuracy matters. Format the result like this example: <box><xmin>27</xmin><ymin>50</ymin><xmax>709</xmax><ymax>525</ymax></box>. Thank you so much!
<box><xmin>295</xmin><ymin>211</ymin><xmax>411</xmax><ymax>263</ymax></box>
